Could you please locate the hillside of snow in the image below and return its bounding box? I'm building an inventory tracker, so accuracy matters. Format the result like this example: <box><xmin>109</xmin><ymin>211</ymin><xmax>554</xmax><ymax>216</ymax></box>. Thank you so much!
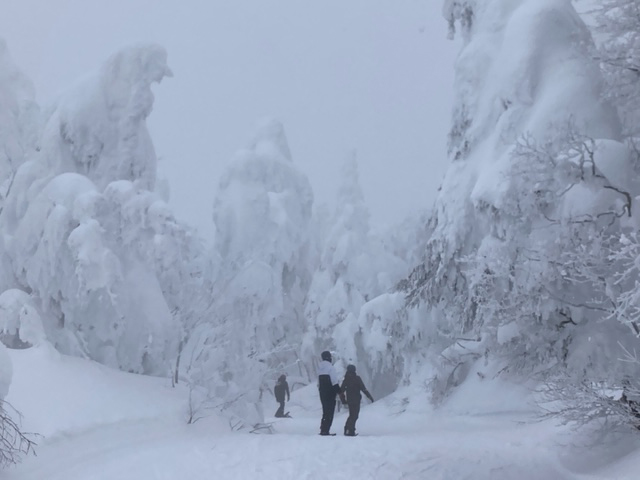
<box><xmin>3</xmin><ymin>344</ymin><xmax>640</xmax><ymax>479</ymax></box>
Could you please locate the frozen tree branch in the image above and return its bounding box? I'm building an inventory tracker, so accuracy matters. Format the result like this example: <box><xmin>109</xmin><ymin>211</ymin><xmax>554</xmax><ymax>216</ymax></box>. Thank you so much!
<box><xmin>0</xmin><ymin>401</ymin><xmax>37</xmax><ymax>467</ymax></box>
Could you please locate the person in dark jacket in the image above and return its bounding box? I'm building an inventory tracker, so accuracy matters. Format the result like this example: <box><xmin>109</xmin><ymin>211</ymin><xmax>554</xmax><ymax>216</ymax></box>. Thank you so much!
<box><xmin>317</xmin><ymin>351</ymin><xmax>341</xmax><ymax>435</ymax></box>
<box><xmin>274</xmin><ymin>374</ymin><xmax>290</xmax><ymax>418</ymax></box>
<box><xmin>340</xmin><ymin>364</ymin><xmax>374</xmax><ymax>436</ymax></box>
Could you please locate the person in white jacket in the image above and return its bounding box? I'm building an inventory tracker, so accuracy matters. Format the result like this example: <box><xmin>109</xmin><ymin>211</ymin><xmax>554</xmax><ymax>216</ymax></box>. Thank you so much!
<box><xmin>317</xmin><ymin>351</ymin><xmax>340</xmax><ymax>435</ymax></box>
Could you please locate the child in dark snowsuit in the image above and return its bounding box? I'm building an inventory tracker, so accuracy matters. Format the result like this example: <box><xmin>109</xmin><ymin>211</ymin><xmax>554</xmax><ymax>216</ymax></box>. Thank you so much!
<box><xmin>340</xmin><ymin>364</ymin><xmax>374</xmax><ymax>436</ymax></box>
<box><xmin>317</xmin><ymin>351</ymin><xmax>341</xmax><ymax>435</ymax></box>
<box><xmin>274</xmin><ymin>374</ymin><xmax>290</xmax><ymax>417</ymax></box>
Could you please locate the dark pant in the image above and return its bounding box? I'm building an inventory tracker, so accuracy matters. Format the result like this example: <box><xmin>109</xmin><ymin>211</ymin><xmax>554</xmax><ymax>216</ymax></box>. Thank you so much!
<box><xmin>320</xmin><ymin>394</ymin><xmax>336</xmax><ymax>434</ymax></box>
<box><xmin>344</xmin><ymin>401</ymin><xmax>361</xmax><ymax>435</ymax></box>
<box><xmin>275</xmin><ymin>399</ymin><xmax>285</xmax><ymax>417</ymax></box>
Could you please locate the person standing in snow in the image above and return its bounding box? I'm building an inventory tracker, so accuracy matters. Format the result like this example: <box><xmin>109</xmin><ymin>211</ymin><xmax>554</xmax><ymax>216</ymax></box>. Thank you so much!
<box><xmin>317</xmin><ymin>351</ymin><xmax>341</xmax><ymax>435</ymax></box>
<box><xmin>274</xmin><ymin>374</ymin><xmax>290</xmax><ymax>418</ymax></box>
<box><xmin>340</xmin><ymin>364</ymin><xmax>374</xmax><ymax>436</ymax></box>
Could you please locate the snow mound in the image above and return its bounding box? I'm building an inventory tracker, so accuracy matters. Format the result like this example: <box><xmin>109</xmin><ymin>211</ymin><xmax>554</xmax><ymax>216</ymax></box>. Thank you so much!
<box><xmin>441</xmin><ymin>359</ymin><xmax>535</xmax><ymax>417</ymax></box>
<box><xmin>5</xmin><ymin>344</ymin><xmax>186</xmax><ymax>440</ymax></box>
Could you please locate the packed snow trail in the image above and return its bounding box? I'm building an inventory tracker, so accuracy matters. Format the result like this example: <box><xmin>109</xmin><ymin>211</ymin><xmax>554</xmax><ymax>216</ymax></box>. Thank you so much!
<box><xmin>3</xmin><ymin>346</ymin><xmax>636</xmax><ymax>480</ymax></box>
<box><xmin>6</xmin><ymin>410</ymin><xmax>590</xmax><ymax>480</ymax></box>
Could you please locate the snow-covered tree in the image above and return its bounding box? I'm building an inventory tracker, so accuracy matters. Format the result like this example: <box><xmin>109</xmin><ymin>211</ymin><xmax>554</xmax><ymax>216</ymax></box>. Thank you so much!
<box><xmin>301</xmin><ymin>152</ymin><xmax>407</xmax><ymax>386</ymax></box>
<box><xmin>39</xmin><ymin>45</ymin><xmax>172</xmax><ymax>190</ymax></box>
<box><xmin>213</xmin><ymin>118</ymin><xmax>313</xmax><ymax>370</ymax></box>
<box><xmin>182</xmin><ymin>119</ymin><xmax>314</xmax><ymax>426</ymax></box>
<box><xmin>0</xmin><ymin>39</ymin><xmax>39</xmax><ymax>208</ymax></box>
<box><xmin>0</xmin><ymin>39</ymin><xmax>39</xmax><ymax>297</ymax></box>
<box><xmin>590</xmin><ymin>1</ymin><xmax>640</xmax><ymax>349</ymax></box>
<box><xmin>0</xmin><ymin>44</ymin><xmax>190</xmax><ymax>375</ymax></box>
<box><xmin>443</xmin><ymin>0</ymin><xmax>476</xmax><ymax>42</ymax></box>
<box><xmin>302</xmin><ymin>153</ymin><xmax>370</xmax><ymax>366</ymax></box>
<box><xmin>595</xmin><ymin>0</ymin><xmax>640</xmax><ymax>136</ymax></box>
<box><xmin>398</xmin><ymin>0</ymin><xmax>640</xmax><ymax>402</ymax></box>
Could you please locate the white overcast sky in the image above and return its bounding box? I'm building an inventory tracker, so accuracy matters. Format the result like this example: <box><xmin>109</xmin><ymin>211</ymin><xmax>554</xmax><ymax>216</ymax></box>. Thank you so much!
<box><xmin>1</xmin><ymin>0</ymin><xmax>457</xmax><ymax>240</ymax></box>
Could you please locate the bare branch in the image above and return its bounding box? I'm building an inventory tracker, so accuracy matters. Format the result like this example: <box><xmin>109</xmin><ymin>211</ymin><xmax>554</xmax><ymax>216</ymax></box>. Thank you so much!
<box><xmin>0</xmin><ymin>401</ymin><xmax>38</xmax><ymax>467</ymax></box>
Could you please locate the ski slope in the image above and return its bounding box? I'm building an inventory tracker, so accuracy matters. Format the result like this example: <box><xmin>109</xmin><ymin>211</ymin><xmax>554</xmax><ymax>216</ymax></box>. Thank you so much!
<box><xmin>3</xmin><ymin>345</ymin><xmax>640</xmax><ymax>480</ymax></box>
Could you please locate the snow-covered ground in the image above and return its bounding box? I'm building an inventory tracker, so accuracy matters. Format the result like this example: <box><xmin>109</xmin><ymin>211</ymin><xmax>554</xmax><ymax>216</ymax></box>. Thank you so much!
<box><xmin>3</xmin><ymin>345</ymin><xmax>640</xmax><ymax>480</ymax></box>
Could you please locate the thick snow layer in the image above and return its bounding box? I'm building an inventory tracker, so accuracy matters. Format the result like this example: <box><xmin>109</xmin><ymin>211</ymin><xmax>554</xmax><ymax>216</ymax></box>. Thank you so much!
<box><xmin>4</xmin><ymin>344</ymin><xmax>640</xmax><ymax>479</ymax></box>
<box><xmin>5</xmin><ymin>344</ymin><xmax>185</xmax><ymax>439</ymax></box>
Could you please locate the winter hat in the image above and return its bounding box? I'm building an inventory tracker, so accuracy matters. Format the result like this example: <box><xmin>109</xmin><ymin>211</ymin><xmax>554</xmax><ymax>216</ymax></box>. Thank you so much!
<box><xmin>321</xmin><ymin>351</ymin><xmax>332</xmax><ymax>361</ymax></box>
<box><xmin>346</xmin><ymin>364</ymin><xmax>356</xmax><ymax>373</ymax></box>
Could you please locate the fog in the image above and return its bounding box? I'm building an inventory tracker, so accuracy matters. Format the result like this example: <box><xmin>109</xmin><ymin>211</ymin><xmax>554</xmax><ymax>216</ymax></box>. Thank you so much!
<box><xmin>1</xmin><ymin>0</ymin><xmax>457</xmax><ymax>239</ymax></box>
